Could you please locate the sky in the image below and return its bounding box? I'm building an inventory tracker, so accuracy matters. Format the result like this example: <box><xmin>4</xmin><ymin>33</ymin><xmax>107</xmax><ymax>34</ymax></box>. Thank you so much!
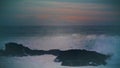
<box><xmin>0</xmin><ymin>0</ymin><xmax>120</xmax><ymax>26</ymax></box>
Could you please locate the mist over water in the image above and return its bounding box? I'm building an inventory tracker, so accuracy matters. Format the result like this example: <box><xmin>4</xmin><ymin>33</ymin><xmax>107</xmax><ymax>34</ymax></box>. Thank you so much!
<box><xmin>0</xmin><ymin>26</ymin><xmax>120</xmax><ymax>68</ymax></box>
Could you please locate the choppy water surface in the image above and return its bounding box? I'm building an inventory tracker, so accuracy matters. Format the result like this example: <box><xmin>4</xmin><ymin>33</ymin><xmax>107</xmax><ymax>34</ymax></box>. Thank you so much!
<box><xmin>0</xmin><ymin>26</ymin><xmax>120</xmax><ymax>68</ymax></box>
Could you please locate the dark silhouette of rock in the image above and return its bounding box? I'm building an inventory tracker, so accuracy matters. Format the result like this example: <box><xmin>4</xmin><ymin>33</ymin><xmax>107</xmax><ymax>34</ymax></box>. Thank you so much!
<box><xmin>5</xmin><ymin>42</ymin><xmax>31</xmax><ymax>56</ymax></box>
<box><xmin>54</xmin><ymin>49</ymin><xmax>110</xmax><ymax>66</ymax></box>
<box><xmin>45</xmin><ymin>49</ymin><xmax>61</xmax><ymax>56</ymax></box>
<box><xmin>0</xmin><ymin>42</ymin><xmax>60</xmax><ymax>56</ymax></box>
<box><xmin>2</xmin><ymin>42</ymin><xmax>46</xmax><ymax>56</ymax></box>
<box><xmin>27</xmin><ymin>50</ymin><xmax>45</xmax><ymax>56</ymax></box>
<box><xmin>0</xmin><ymin>42</ymin><xmax>111</xmax><ymax>66</ymax></box>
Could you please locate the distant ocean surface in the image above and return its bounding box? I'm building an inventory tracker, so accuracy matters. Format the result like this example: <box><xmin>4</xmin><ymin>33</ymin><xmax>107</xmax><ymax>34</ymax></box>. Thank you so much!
<box><xmin>0</xmin><ymin>26</ymin><xmax>120</xmax><ymax>68</ymax></box>
<box><xmin>0</xmin><ymin>26</ymin><xmax>120</xmax><ymax>36</ymax></box>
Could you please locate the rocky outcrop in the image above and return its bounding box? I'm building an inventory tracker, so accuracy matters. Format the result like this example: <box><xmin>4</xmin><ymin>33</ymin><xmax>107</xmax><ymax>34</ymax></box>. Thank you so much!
<box><xmin>45</xmin><ymin>49</ymin><xmax>61</xmax><ymax>56</ymax></box>
<box><xmin>0</xmin><ymin>42</ymin><xmax>111</xmax><ymax>66</ymax></box>
<box><xmin>4</xmin><ymin>42</ymin><xmax>31</xmax><ymax>56</ymax></box>
<box><xmin>54</xmin><ymin>49</ymin><xmax>110</xmax><ymax>66</ymax></box>
<box><xmin>0</xmin><ymin>42</ymin><xmax>47</xmax><ymax>56</ymax></box>
<box><xmin>0</xmin><ymin>42</ymin><xmax>60</xmax><ymax>56</ymax></box>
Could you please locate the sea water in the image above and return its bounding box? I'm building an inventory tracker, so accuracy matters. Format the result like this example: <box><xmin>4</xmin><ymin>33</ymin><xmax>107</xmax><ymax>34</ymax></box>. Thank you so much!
<box><xmin>0</xmin><ymin>26</ymin><xmax>120</xmax><ymax>68</ymax></box>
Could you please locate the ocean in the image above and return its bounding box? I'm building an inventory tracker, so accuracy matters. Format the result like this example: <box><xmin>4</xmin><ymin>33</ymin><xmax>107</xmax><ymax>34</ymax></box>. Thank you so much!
<box><xmin>0</xmin><ymin>26</ymin><xmax>120</xmax><ymax>68</ymax></box>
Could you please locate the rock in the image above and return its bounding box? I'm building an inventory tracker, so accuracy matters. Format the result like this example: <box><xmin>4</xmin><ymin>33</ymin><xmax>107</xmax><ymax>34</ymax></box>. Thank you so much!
<box><xmin>0</xmin><ymin>42</ymin><xmax>111</xmax><ymax>67</ymax></box>
<box><xmin>28</xmin><ymin>50</ymin><xmax>45</xmax><ymax>56</ymax></box>
<box><xmin>5</xmin><ymin>42</ymin><xmax>31</xmax><ymax>56</ymax></box>
<box><xmin>54</xmin><ymin>49</ymin><xmax>110</xmax><ymax>66</ymax></box>
<box><xmin>4</xmin><ymin>42</ymin><xmax>46</xmax><ymax>56</ymax></box>
<box><xmin>46</xmin><ymin>49</ymin><xmax>61</xmax><ymax>56</ymax></box>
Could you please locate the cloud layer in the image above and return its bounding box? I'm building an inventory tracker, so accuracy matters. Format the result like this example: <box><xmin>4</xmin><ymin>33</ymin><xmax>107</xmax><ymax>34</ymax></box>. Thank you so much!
<box><xmin>0</xmin><ymin>0</ymin><xmax>120</xmax><ymax>26</ymax></box>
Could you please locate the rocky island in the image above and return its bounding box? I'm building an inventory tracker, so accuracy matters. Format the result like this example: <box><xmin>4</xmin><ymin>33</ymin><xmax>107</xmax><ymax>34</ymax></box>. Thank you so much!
<box><xmin>0</xmin><ymin>42</ymin><xmax>111</xmax><ymax>66</ymax></box>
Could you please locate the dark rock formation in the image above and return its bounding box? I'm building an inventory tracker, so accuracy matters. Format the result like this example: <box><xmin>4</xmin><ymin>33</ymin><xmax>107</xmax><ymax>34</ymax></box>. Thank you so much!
<box><xmin>54</xmin><ymin>49</ymin><xmax>110</xmax><ymax>66</ymax></box>
<box><xmin>45</xmin><ymin>49</ymin><xmax>61</xmax><ymax>56</ymax></box>
<box><xmin>4</xmin><ymin>42</ymin><xmax>31</xmax><ymax>56</ymax></box>
<box><xmin>0</xmin><ymin>42</ymin><xmax>46</xmax><ymax>56</ymax></box>
<box><xmin>0</xmin><ymin>42</ymin><xmax>111</xmax><ymax>66</ymax></box>
<box><xmin>0</xmin><ymin>42</ymin><xmax>60</xmax><ymax>56</ymax></box>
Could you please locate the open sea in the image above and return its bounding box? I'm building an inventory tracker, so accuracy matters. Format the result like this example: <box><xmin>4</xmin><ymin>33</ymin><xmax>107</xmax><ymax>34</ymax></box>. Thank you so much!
<box><xmin>0</xmin><ymin>26</ymin><xmax>120</xmax><ymax>68</ymax></box>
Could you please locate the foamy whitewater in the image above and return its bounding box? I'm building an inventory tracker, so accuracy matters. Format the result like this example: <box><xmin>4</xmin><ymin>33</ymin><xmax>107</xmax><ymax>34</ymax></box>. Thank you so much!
<box><xmin>0</xmin><ymin>34</ymin><xmax>120</xmax><ymax>68</ymax></box>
